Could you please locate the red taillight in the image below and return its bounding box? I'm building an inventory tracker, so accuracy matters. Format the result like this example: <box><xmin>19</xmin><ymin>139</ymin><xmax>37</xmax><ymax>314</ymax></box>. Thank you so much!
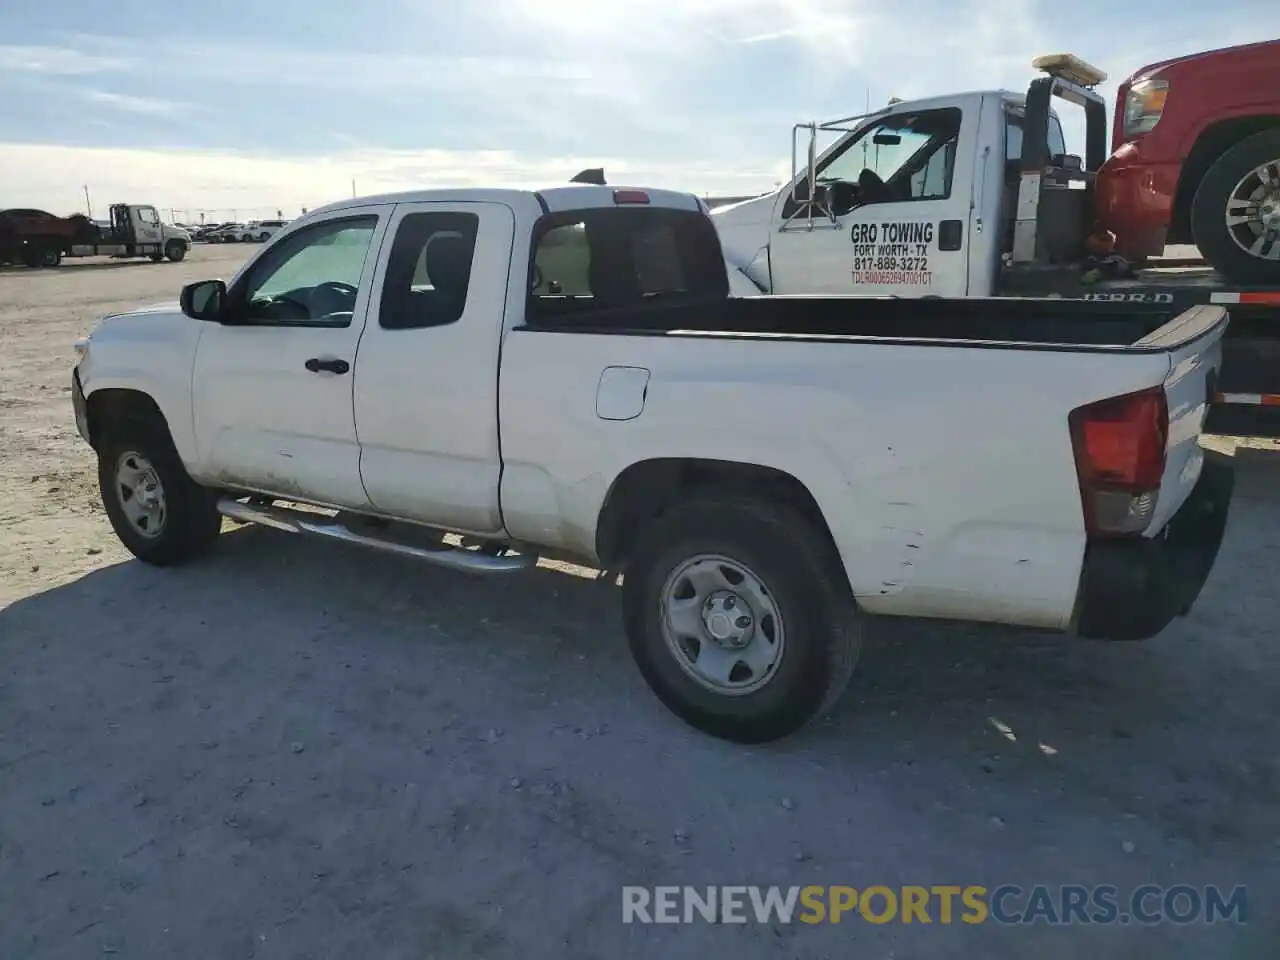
<box><xmin>613</xmin><ymin>189</ymin><xmax>650</xmax><ymax>205</ymax></box>
<box><xmin>1069</xmin><ymin>386</ymin><xmax>1168</xmax><ymax>537</ymax></box>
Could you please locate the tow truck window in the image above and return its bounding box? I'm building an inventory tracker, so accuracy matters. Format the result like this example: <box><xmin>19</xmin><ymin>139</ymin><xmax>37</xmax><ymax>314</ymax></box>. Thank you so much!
<box><xmin>1006</xmin><ymin>112</ymin><xmax>1070</xmax><ymax>163</ymax></box>
<box><xmin>810</xmin><ymin>107</ymin><xmax>961</xmax><ymax>204</ymax></box>
<box><xmin>529</xmin><ymin>208</ymin><xmax>727</xmax><ymax>322</ymax></box>
<box><xmin>379</xmin><ymin>211</ymin><xmax>479</xmax><ymax>330</ymax></box>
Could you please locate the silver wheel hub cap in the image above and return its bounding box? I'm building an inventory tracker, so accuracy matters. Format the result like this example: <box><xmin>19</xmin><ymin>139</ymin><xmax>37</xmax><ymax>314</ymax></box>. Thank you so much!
<box><xmin>660</xmin><ymin>555</ymin><xmax>785</xmax><ymax>696</ymax></box>
<box><xmin>114</xmin><ymin>451</ymin><xmax>167</xmax><ymax>538</ymax></box>
<box><xmin>1224</xmin><ymin>159</ymin><xmax>1280</xmax><ymax>261</ymax></box>
<box><xmin>703</xmin><ymin>591</ymin><xmax>753</xmax><ymax>648</ymax></box>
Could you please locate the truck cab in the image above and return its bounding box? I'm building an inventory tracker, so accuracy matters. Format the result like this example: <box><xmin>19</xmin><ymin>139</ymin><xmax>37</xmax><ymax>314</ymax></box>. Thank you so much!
<box><xmin>712</xmin><ymin>56</ymin><xmax>1104</xmax><ymax>300</ymax></box>
<box><xmin>107</xmin><ymin>204</ymin><xmax>188</xmax><ymax>249</ymax></box>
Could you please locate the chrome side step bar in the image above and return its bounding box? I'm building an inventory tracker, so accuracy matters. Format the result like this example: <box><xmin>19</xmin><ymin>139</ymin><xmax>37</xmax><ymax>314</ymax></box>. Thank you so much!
<box><xmin>216</xmin><ymin>497</ymin><xmax>533</xmax><ymax>575</ymax></box>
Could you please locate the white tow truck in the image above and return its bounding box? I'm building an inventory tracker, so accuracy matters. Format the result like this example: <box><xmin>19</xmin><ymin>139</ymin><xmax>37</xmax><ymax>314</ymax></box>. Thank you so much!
<box><xmin>72</xmin><ymin>183</ymin><xmax>1233</xmax><ymax>742</ymax></box>
<box><xmin>71</xmin><ymin>204</ymin><xmax>191</xmax><ymax>264</ymax></box>
<box><xmin>711</xmin><ymin>54</ymin><xmax>1280</xmax><ymax>436</ymax></box>
<box><xmin>0</xmin><ymin>203</ymin><xmax>191</xmax><ymax>267</ymax></box>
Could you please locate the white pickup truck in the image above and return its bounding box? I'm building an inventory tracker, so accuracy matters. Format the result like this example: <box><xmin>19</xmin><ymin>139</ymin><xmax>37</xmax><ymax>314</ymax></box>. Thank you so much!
<box><xmin>72</xmin><ymin>183</ymin><xmax>1234</xmax><ymax>742</ymax></box>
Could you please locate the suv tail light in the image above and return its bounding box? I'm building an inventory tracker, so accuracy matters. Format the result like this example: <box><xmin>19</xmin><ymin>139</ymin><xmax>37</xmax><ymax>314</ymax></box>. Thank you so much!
<box><xmin>1069</xmin><ymin>386</ymin><xmax>1168</xmax><ymax>537</ymax></box>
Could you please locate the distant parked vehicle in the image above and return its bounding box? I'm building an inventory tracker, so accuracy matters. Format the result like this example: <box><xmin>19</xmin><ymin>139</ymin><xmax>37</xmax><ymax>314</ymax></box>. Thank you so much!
<box><xmin>240</xmin><ymin>219</ymin><xmax>289</xmax><ymax>242</ymax></box>
<box><xmin>0</xmin><ymin>203</ymin><xmax>189</xmax><ymax>266</ymax></box>
<box><xmin>207</xmin><ymin>224</ymin><xmax>246</xmax><ymax>243</ymax></box>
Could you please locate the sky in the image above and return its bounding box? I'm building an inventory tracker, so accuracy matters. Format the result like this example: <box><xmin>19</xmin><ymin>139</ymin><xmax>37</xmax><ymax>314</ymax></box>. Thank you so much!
<box><xmin>1</xmin><ymin>0</ymin><xmax>1277</xmax><ymax>220</ymax></box>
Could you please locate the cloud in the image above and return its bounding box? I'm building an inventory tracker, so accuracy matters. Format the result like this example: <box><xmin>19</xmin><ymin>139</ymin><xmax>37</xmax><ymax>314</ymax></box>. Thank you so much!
<box><xmin>7</xmin><ymin>3</ymin><xmax>1279</xmax><ymax>216</ymax></box>
<box><xmin>0</xmin><ymin>141</ymin><xmax>781</xmax><ymax>217</ymax></box>
<box><xmin>0</xmin><ymin>43</ymin><xmax>131</xmax><ymax>75</ymax></box>
<box><xmin>84</xmin><ymin>90</ymin><xmax>179</xmax><ymax>116</ymax></box>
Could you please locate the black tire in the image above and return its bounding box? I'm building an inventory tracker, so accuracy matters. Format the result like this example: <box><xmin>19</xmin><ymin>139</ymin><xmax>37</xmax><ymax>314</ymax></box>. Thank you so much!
<box><xmin>97</xmin><ymin>418</ymin><xmax>221</xmax><ymax>566</ymax></box>
<box><xmin>622</xmin><ymin>497</ymin><xmax>860</xmax><ymax>743</ymax></box>
<box><xmin>21</xmin><ymin>244</ymin><xmax>59</xmax><ymax>268</ymax></box>
<box><xmin>258</xmin><ymin>232</ymin><xmax>270</xmax><ymax>242</ymax></box>
<box><xmin>165</xmin><ymin>241</ymin><xmax>186</xmax><ymax>262</ymax></box>
<box><xmin>1190</xmin><ymin>129</ymin><xmax>1280</xmax><ymax>285</ymax></box>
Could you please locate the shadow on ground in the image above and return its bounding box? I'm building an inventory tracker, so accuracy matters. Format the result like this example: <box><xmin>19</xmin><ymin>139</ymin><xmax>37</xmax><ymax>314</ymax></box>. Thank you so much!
<box><xmin>1</xmin><ymin>464</ymin><xmax>1277</xmax><ymax>959</ymax></box>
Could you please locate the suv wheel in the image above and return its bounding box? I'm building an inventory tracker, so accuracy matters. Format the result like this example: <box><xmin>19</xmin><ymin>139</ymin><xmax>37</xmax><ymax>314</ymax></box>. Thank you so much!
<box><xmin>1191</xmin><ymin>129</ymin><xmax>1280</xmax><ymax>285</ymax></box>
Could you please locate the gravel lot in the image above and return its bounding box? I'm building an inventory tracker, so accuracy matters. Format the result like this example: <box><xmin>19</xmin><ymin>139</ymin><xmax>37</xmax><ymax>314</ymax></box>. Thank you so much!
<box><xmin>1</xmin><ymin>245</ymin><xmax>1277</xmax><ymax>959</ymax></box>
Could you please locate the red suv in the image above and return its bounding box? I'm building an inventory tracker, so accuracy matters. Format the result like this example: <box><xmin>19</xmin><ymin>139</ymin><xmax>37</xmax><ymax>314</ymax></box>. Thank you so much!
<box><xmin>1095</xmin><ymin>39</ymin><xmax>1280</xmax><ymax>284</ymax></box>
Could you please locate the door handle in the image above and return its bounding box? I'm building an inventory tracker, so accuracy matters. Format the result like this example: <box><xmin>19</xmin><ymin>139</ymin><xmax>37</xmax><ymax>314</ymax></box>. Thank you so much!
<box><xmin>305</xmin><ymin>357</ymin><xmax>350</xmax><ymax>375</ymax></box>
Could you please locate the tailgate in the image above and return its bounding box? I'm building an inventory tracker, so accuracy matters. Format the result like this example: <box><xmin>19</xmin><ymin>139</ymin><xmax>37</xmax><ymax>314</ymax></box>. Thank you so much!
<box><xmin>1134</xmin><ymin>305</ymin><xmax>1228</xmax><ymax>536</ymax></box>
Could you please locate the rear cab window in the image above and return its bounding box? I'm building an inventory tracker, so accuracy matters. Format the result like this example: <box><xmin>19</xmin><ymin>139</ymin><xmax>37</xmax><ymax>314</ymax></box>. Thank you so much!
<box><xmin>527</xmin><ymin>206</ymin><xmax>727</xmax><ymax>326</ymax></box>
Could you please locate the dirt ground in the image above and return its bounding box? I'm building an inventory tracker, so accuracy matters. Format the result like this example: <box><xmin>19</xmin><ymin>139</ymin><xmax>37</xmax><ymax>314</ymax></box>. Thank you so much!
<box><xmin>1</xmin><ymin>246</ymin><xmax>1278</xmax><ymax>959</ymax></box>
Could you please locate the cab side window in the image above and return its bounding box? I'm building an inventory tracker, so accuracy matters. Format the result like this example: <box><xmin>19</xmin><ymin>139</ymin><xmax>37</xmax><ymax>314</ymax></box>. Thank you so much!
<box><xmin>785</xmin><ymin>107</ymin><xmax>961</xmax><ymax>215</ymax></box>
<box><xmin>378</xmin><ymin>212</ymin><xmax>479</xmax><ymax>330</ymax></box>
<box><xmin>234</xmin><ymin>215</ymin><xmax>378</xmax><ymax>327</ymax></box>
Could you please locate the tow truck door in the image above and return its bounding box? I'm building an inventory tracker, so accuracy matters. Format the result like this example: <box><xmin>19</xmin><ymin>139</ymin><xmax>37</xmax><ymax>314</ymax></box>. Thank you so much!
<box><xmin>767</xmin><ymin>98</ymin><xmax>979</xmax><ymax>297</ymax></box>
<box><xmin>131</xmin><ymin>206</ymin><xmax>163</xmax><ymax>246</ymax></box>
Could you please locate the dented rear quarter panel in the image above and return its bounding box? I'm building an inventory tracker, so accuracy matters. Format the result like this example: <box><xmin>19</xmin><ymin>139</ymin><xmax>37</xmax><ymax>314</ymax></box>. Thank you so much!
<box><xmin>499</xmin><ymin>329</ymin><xmax>1181</xmax><ymax>631</ymax></box>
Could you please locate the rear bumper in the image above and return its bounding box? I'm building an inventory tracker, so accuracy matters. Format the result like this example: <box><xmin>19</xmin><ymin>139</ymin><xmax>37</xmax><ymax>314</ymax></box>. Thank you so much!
<box><xmin>1073</xmin><ymin>452</ymin><xmax>1234</xmax><ymax>641</ymax></box>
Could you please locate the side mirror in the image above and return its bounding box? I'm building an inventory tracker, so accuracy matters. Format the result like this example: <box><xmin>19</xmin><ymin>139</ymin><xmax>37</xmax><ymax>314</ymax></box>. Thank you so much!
<box><xmin>180</xmin><ymin>279</ymin><xmax>227</xmax><ymax>322</ymax></box>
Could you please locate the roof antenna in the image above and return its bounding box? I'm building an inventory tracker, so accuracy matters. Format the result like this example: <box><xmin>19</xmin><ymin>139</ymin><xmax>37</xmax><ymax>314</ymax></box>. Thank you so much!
<box><xmin>570</xmin><ymin>167</ymin><xmax>606</xmax><ymax>185</ymax></box>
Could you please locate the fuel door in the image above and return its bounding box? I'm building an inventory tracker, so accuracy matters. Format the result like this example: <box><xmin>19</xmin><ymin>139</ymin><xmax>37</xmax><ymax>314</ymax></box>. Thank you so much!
<box><xmin>596</xmin><ymin>366</ymin><xmax>650</xmax><ymax>421</ymax></box>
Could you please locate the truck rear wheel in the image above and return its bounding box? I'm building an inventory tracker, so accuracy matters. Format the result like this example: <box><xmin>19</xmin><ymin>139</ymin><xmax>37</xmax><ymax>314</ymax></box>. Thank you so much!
<box><xmin>97</xmin><ymin>419</ymin><xmax>221</xmax><ymax>566</ymax></box>
<box><xmin>1191</xmin><ymin>129</ymin><xmax>1280</xmax><ymax>285</ymax></box>
<box><xmin>165</xmin><ymin>241</ymin><xmax>186</xmax><ymax>262</ymax></box>
<box><xmin>621</xmin><ymin>497</ymin><xmax>860</xmax><ymax>743</ymax></box>
<box><xmin>21</xmin><ymin>244</ymin><xmax>60</xmax><ymax>268</ymax></box>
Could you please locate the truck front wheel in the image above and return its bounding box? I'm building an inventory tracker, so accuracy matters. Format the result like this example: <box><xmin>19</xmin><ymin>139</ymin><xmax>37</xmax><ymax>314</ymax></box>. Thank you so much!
<box><xmin>165</xmin><ymin>241</ymin><xmax>186</xmax><ymax>262</ymax></box>
<box><xmin>97</xmin><ymin>420</ymin><xmax>221</xmax><ymax>565</ymax></box>
<box><xmin>622</xmin><ymin>497</ymin><xmax>860</xmax><ymax>743</ymax></box>
<box><xmin>1191</xmin><ymin>129</ymin><xmax>1280</xmax><ymax>285</ymax></box>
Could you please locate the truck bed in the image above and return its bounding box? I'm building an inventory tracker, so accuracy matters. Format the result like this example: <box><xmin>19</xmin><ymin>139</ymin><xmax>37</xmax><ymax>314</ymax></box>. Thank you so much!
<box><xmin>527</xmin><ymin>295</ymin><xmax>1220</xmax><ymax>352</ymax></box>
